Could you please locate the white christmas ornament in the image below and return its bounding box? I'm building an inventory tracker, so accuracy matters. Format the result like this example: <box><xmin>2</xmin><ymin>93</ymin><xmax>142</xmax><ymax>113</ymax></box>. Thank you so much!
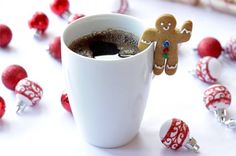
<box><xmin>203</xmin><ymin>84</ymin><xmax>231</xmax><ymax>123</ymax></box>
<box><xmin>15</xmin><ymin>78</ymin><xmax>43</xmax><ymax>113</ymax></box>
<box><xmin>159</xmin><ymin>118</ymin><xmax>200</xmax><ymax>152</ymax></box>
<box><xmin>196</xmin><ymin>56</ymin><xmax>222</xmax><ymax>84</ymax></box>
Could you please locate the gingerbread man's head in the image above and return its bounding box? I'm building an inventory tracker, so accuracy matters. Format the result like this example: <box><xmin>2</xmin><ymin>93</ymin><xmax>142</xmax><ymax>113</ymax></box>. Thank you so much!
<box><xmin>155</xmin><ymin>14</ymin><xmax>176</xmax><ymax>32</ymax></box>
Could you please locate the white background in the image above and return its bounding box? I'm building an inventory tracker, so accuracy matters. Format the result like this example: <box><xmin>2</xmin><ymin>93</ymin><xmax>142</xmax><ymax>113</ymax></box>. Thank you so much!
<box><xmin>1</xmin><ymin>0</ymin><xmax>236</xmax><ymax>156</ymax></box>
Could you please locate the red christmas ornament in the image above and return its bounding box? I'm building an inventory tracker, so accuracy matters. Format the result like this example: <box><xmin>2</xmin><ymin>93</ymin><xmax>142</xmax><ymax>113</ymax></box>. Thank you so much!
<box><xmin>0</xmin><ymin>96</ymin><xmax>6</xmax><ymax>119</ymax></box>
<box><xmin>1</xmin><ymin>64</ymin><xmax>28</xmax><ymax>90</ymax></box>
<box><xmin>225</xmin><ymin>36</ymin><xmax>236</xmax><ymax>60</ymax></box>
<box><xmin>0</xmin><ymin>24</ymin><xmax>12</xmax><ymax>48</ymax></box>
<box><xmin>15</xmin><ymin>78</ymin><xmax>43</xmax><ymax>113</ymax></box>
<box><xmin>159</xmin><ymin>118</ymin><xmax>200</xmax><ymax>152</ymax></box>
<box><xmin>48</xmin><ymin>36</ymin><xmax>61</xmax><ymax>61</ymax></box>
<box><xmin>197</xmin><ymin>37</ymin><xmax>222</xmax><ymax>58</ymax></box>
<box><xmin>61</xmin><ymin>91</ymin><xmax>72</xmax><ymax>113</ymax></box>
<box><xmin>68</xmin><ymin>13</ymin><xmax>85</xmax><ymax>24</ymax></box>
<box><xmin>28</xmin><ymin>12</ymin><xmax>49</xmax><ymax>35</ymax></box>
<box><xmin>50</xmin><ymin>0</ymin><xmax>70</xmax><ymax>17</ymax></box>
<box><xmin>195</xmin><ymin>56</ymin><xmax>222</xmax><ymax>84</ymax></box>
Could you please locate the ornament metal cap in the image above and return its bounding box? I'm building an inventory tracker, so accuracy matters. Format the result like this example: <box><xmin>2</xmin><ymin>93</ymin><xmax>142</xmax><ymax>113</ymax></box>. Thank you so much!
<box><xmin>224</xmin><ymin>118</ymin><xmax>236</xmax><ymax>129</ymax></box>
<box><xmin>61</xmin><ymin>10</ymin><xmax>72</xmax><ymax>20</ymax></box>
<box><xmin>214</xmin><ymin>108</ymin><xmax>227</xmax><ymax>123</ymax></box>
<box><xmin>184</xmin><ymin>137</ymin><xmax>200</xmax><ymax>152</ymax></box>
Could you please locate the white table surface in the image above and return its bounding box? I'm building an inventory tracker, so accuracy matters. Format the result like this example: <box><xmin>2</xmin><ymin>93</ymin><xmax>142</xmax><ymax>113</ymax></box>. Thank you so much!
<box><xmin>1</xmin><ymin>0</ymin><xmax>236</xmax><ymax>156</ymax></box>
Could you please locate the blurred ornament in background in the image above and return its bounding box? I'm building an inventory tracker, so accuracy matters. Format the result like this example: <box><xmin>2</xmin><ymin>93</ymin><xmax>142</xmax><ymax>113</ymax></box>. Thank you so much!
<box><xmin>167</xmin><ymin>0</ymin><xmax>199</xmax><ymax>5</ymax></box>
<box><xmin>224</xmin><ymin>36</ymin><xmax>236</xmax><ymax>60</ymax></box>
<box><xmin>1</xmin><ymin>64</ymin><xmax>28</xmax><ymax>90</ymax></box>
<box><xmin>159</xmin><ymin>118</ymin><xmax>200</xmax><ymax>152</ymax></box>
<box><xmin>61</xmin><ymin>91</ymin><xmax>72</xmax><ymax>113</ymax></box>
<box><xmin>48</xmin><ymin>36</ymin><xmax>61</xmax><ymax>61</ymax></box>
<box><xmin>195</xmin><ymin>56</ymin><xmax>222</xmax><ymax>84</ymax></box>
<box><xmin>0</xmin><ymin>24</ymin><xmax>12</xmax><ymax>48</ymax></box>
<box><xmin>15</xmin><ymin>78</ymin><xmax>43</xmax><ymax>114</ymax></box>
<box><xmin>67</xmin><ymin>13</ymin><xmax>85</xmax><ymax>24</ymax></box>
<box><xmin>50</xmin><ymin>0</ymin><xmax>71</xmax><ymax>19</ymax></box>
<box><xmin>28</xmin><ymin>12</ymin><xmax>49</xmax><ymax>37</ymax></box>
<box><xmin>0</xmin><ymin>96</ymin><xmax>6</xmax><ymax>119</ymax></box>
<box><xmin>113</xmin><ymin>0</ymin><xmax>129</xmax><ymax>14</ymax></box>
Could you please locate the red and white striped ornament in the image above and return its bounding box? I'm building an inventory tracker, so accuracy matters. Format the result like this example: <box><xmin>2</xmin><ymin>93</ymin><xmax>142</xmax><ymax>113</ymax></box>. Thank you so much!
<box><xmin>203</xmin><ymin>84</ymin><xmax>231</xmax><ymax>112</ymax></box>
<box><xmin>196</xmin><ymin>56</ymin><xmax>222</xmax><ymax>84</ymax></box>
<box><xmin>159</xmin><ymin>118</ymin><xmax>199</xmax><ymax>152</ymax></box>
<box><xmin>15</xmin><ymin>78</ymin><xmax>43</xmax><ymax>113</ymax></box>
<box><xmin>225</xmin><ymin>36</ymin><xmax>236</xmax><ymax>61</ymax></box>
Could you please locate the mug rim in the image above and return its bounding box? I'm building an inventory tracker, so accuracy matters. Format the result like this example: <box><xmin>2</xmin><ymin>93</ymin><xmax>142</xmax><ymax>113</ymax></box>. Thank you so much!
<box><xmin>62</xmin><ymin>13</ymin><xmax>153</xmax><ymax>63</ymax></box>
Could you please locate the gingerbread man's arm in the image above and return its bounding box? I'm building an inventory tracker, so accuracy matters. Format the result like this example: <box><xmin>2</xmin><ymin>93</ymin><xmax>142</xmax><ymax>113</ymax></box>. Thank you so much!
<box><xmin>138</xmin><ymin>28</ymin><xmax>157</xmax><ymax>51</ymax></box>
<box><xmin>176</xmin><ymin>20</ymin><xmax>193</xmax><ymax>43</ymax></box>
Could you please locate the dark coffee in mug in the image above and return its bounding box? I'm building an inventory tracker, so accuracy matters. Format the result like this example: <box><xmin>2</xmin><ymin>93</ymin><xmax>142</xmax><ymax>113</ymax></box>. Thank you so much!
<box><xmin>68</xmin><ymin>29</ymin><xmax>140</xmax><ymax>58</ymax></box>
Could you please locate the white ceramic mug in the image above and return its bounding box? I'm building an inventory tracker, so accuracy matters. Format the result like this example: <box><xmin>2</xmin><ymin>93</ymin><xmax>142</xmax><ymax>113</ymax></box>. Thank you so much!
<box><xmin>61</xmin><ymin>13</ymin><xmax>154</xmax><ymax>148</ymax></box>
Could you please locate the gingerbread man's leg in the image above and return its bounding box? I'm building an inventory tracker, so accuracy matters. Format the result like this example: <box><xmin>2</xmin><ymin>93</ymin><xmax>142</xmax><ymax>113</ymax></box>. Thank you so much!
<box><xmin>153</xmin><ymin>48</ymin><xmax>165</xmax><ymax>75</ymax></box>
<box><xmin>165</xmin><ymin>51</ymin><xmax>178</xmax><ymax>75</ymax></box>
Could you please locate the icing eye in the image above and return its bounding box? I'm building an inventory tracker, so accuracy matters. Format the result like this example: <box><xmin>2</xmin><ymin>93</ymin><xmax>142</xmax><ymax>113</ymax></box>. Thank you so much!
<box><xmin>168</xmin><ymin>23</ymin><xmax>171</xmax><ymax>26</ymax></box>
<box><xmin>161</xmin><ymin>22</ymin><xmax>164</xmax><ymax>26</ymax></box>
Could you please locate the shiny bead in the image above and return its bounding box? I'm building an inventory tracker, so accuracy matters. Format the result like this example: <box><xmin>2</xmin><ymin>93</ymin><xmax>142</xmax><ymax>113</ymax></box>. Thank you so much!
<box><xmin>197</xmin><ymin>37</ymin><xmax>222</xmax><ymax>58</ymax></box>
<box><xmin>50</xmin><ymin>0</ymin><xmax>70</xmax><ymax>16</ymax></box>
<box><xmin>1</xmin><ymin>64</ymin><xmax>28</xmax><ymax>90</ymax></box>
<box><xmin>28</xmin><ymin>12</ymin><xmax>49</xmax><ymax>34</ymax></box>
<box><xmin>0</xmin><ymin>96</ymin><xmax>6</xmax><ymax>119</ymax></box>
<box><xmin>61</xmin><ymin>91</ymin><xmax>72</xmax><ymax>113</ymax></box>
<box><xmin>48</xmin><ymin>36</ymin><xmax>61</xmax><ymax>61</ymax></box>
<box><xmin>0</xmin><ymin>24</ymin><xmax>12</xmax><ymax>48</ymax></box>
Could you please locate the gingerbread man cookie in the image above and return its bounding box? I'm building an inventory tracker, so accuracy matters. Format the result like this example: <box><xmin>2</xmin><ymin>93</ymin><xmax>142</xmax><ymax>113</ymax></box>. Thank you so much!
<box><xmin>138</xmin><ymin>14</ymin><xmax>193</xmax><ymax>75</ymax></box>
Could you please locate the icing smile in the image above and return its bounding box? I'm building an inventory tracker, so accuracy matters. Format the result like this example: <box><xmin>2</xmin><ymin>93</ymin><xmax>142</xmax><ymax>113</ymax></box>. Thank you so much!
<box><xmin>161</xmin><ymin>22</ymin><xmax>172</xmax><ymax>31</ymax></box>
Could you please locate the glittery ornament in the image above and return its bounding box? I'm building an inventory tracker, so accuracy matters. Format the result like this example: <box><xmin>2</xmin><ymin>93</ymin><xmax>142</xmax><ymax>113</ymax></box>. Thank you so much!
<box><xmin>0</xmin><ymin>24</ymin><xmax>12</xmax><ymax>47</ymax></box>
<box><xmin>225</xmin><ymin>36</ymin><xmax>236</xmax><ymax>60</ymax></box>
<box><xmin>61</xmin><ymin>91</ymin><xmax>71</xmax><ymax>113</ymax></box>
<box><xmin>159</xmin><ymin>118</ymin><xmax>200</xmax><ymax>152</ymax></box>
<box><xmin>196</xmin><ymin>56</ymin><xmax>222</xmax><ymax>84</ymax></box>
<box><xmin>28</xmin><ymin>12</ymin><xmax>49</xmax><ymax>35</ymax></box>
<box><xmin>197</xmin><ymin>37</ymin><xmax>222</xmax><ymax>58</ymax></box>
<box><xmin>48</xmin><ymin>36</ymin><xmax>61</xmax><ymax>61</ymax></box>
<box><xmin>50</xmin><ymin>0</ymin><xmax>70</xmax><ymax>18</ymax></box>
<box><xmin>1</xmin><ymin>64</ymin><xmax>28</xmax><ymax>90</ymax></box>
<box><xmin>15</xmin><ymin>78</ymin><xmax>43</xmax><ymax>113</ymax></box>
<box><xmin>68</xmin><ymin>13</ymin><xmax>85</xmax><ymax>24</ymax></box>
<box><xmin>0</xmin><ymin>96</ymin><xmax>6</xmax><ymax>119</ymax></box>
